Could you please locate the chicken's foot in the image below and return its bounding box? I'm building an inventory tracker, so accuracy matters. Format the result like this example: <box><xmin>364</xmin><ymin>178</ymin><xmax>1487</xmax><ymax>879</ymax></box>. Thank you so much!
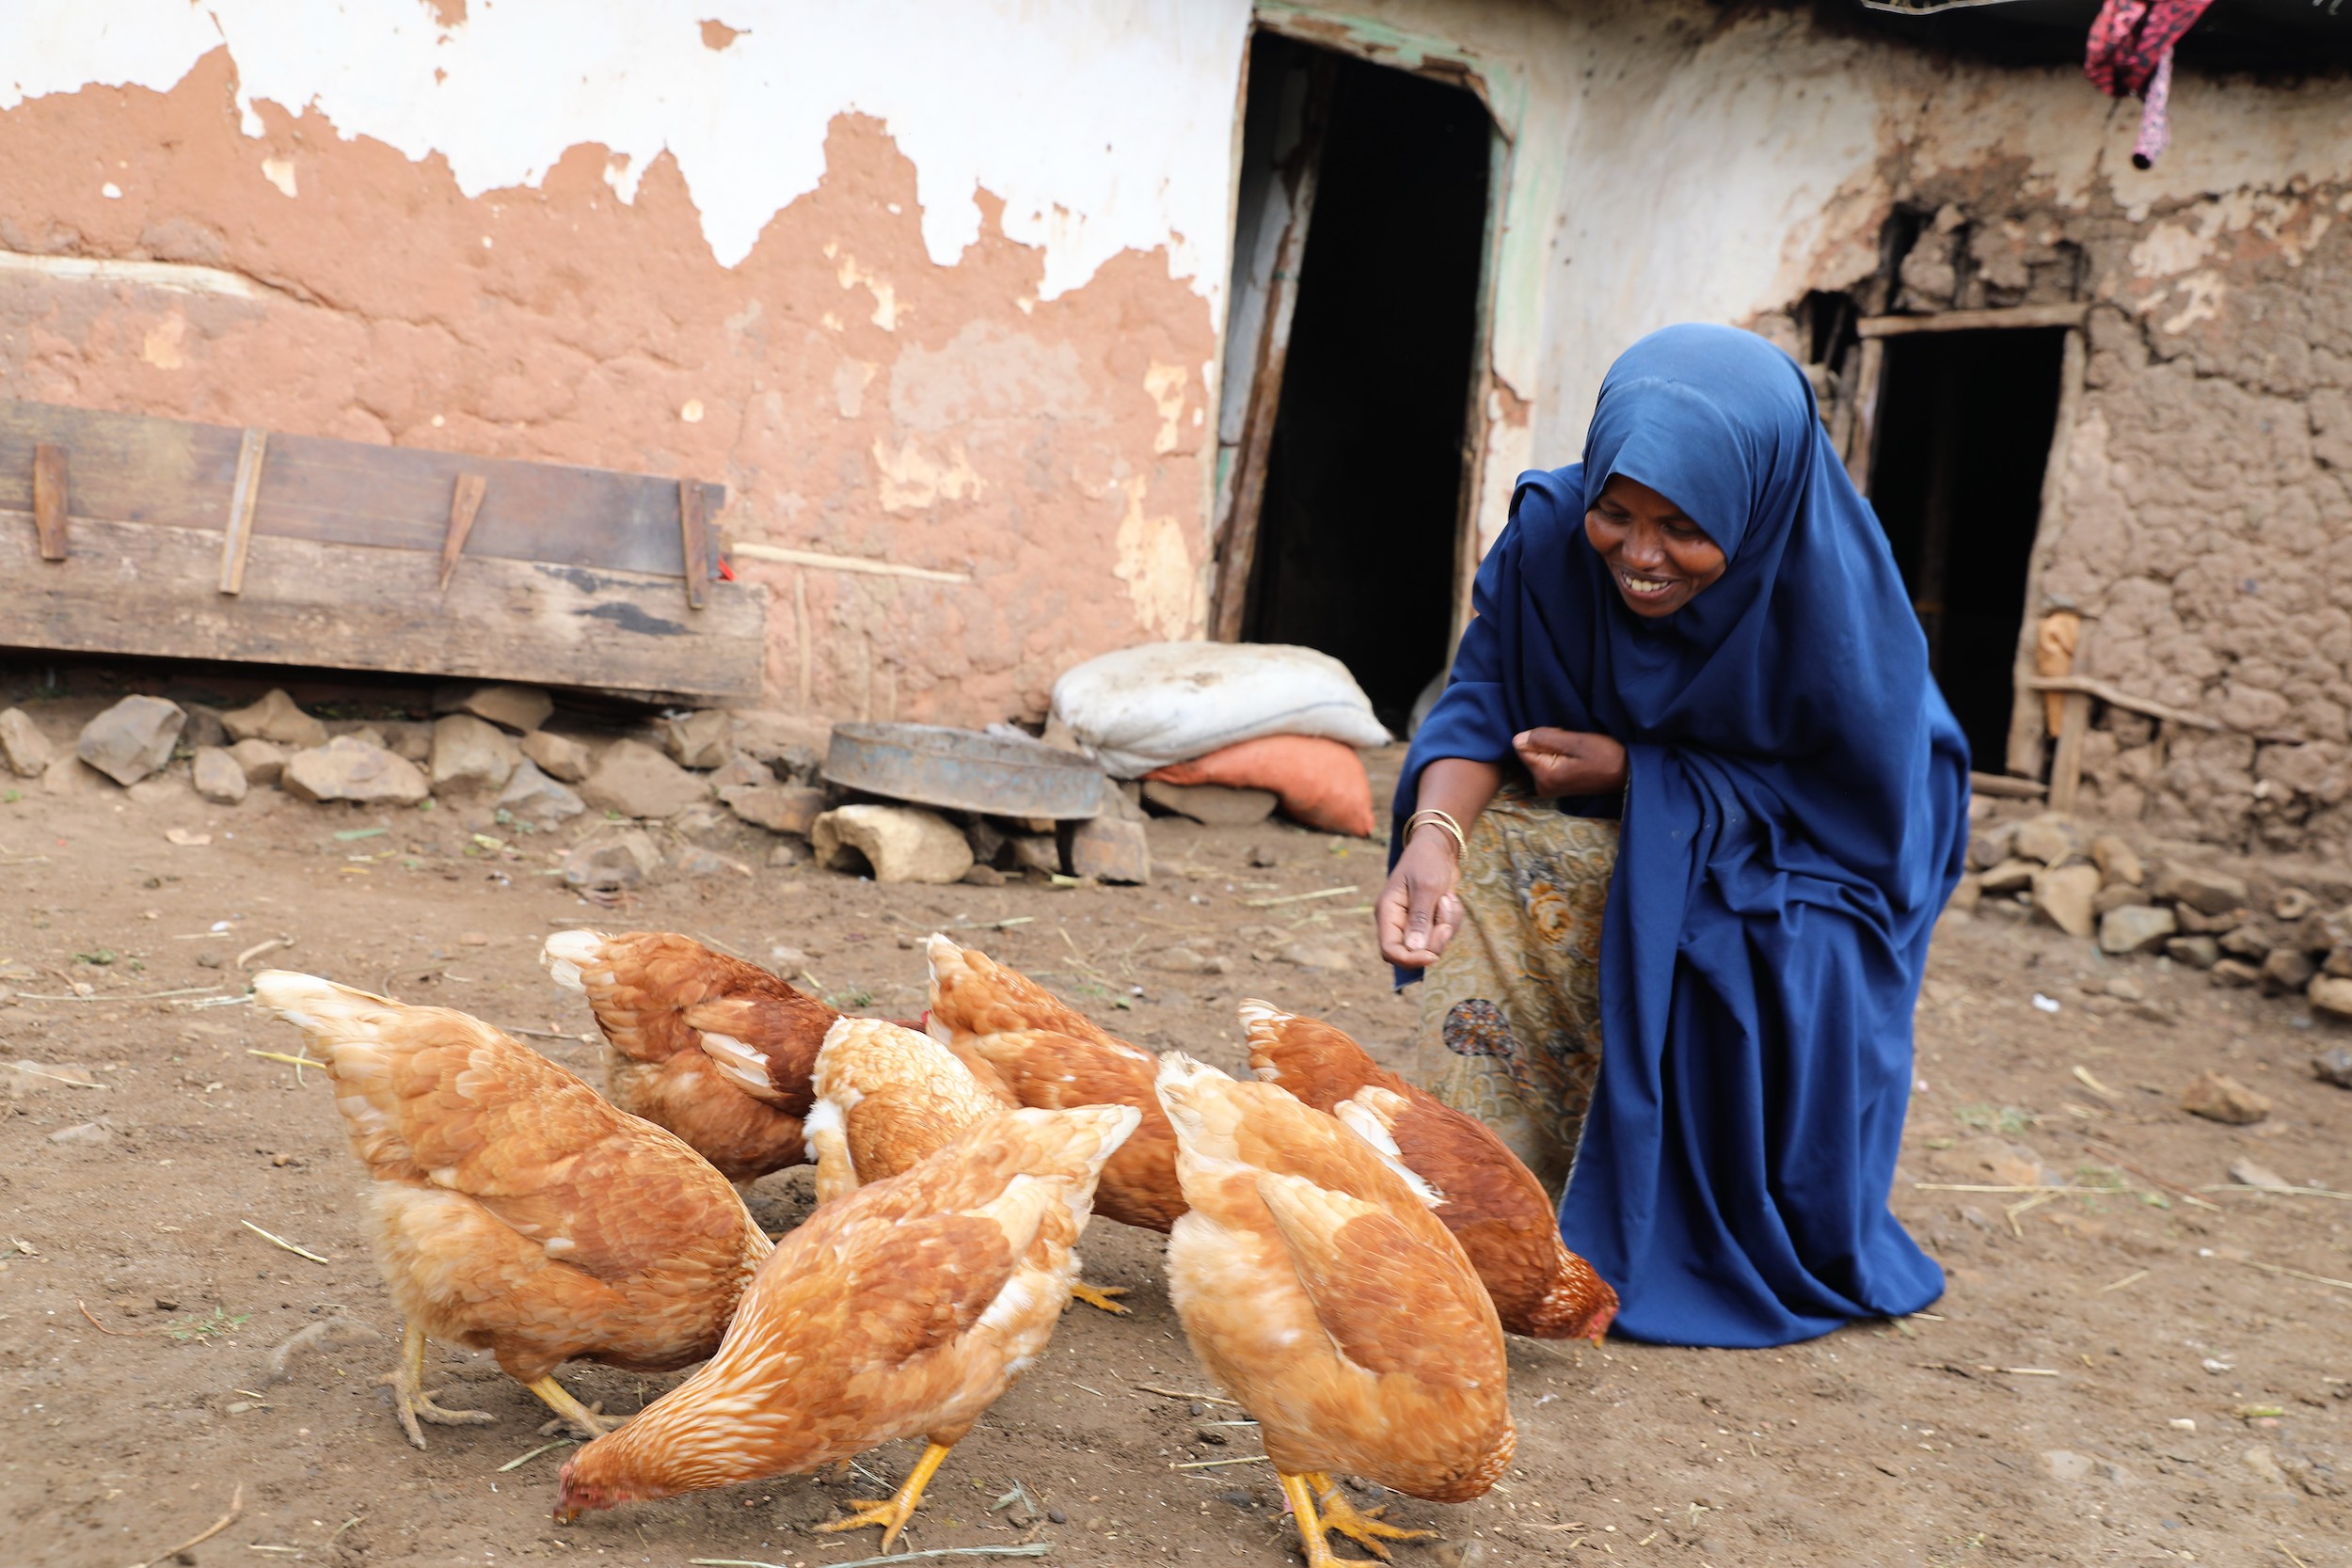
<box><xmin>523</xmin><ymin>1376</ymin><xmax>618</xmax><ymax>1440</ymax></box>
<box><xmin>1304</xmin><ymin>1472</ymin><xmax>1430</xmax><ymax>1561</ymax></box>
<box><xmin>1277</xmin><ymin>1472</ymin><xmax>1353</xmax><ymax>1568</ymax></box>
<box><xmin>1066</xmin><ymin>1279</ymin><xmax>1130</xmax><ymax>1315</ymax></box>
<box><xmin>381</xmin><ymin>1323</ymin><xmax>497</xmax><ymax>1450</ymax></box>
<box><xmin>538</xmin><ymin>1399</ymin><xmax>606</xmax><ymax>1438</ymax></box>
<box><xmin>815</xmin><ymin>1439</ymin><xmax>953</xmax><ymax>1550</ymax></box>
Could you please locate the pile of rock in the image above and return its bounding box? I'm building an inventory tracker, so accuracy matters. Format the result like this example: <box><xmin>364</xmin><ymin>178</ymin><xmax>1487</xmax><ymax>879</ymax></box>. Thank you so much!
<box><xmin>1956</xmin><ymin>808</ymin><xmax>2352</xmax><ymax>1021</ymax></box>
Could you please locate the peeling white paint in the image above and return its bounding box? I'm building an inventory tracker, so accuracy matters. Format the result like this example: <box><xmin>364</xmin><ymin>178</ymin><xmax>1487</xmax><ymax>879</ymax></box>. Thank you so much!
<box><xmin>1</xmin><ymin>0</ymin><xmax>1253</xmax><ymax>298</ymax></box>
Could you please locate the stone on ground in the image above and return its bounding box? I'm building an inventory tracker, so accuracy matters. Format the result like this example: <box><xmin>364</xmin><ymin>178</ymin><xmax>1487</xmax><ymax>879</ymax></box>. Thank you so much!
<box><xmin>2260</xmin><ymin>947</ymin><xmax>2315</xmax><ymax>995</ymax></box>
<box><xmin>1280</xmin><ymin>941</ymin><xmax>1354</xmax><ymax>971</ymax></box>
<box><xmin>430</xmin><ymin>714</ymin><xmax>521</xmax><ymax>796</ymax></box>
<box><xmin>496</xmin><ymin>760</ymin><xmax>583</xmax><ymax>826</ymax></box>
<box><xmin>0</xmin><ymin>707</ymin><xmax>54</xmax><ymax>778</ymax></box>
<box><xmin>721</xmin><ymin>783</ymin><xmax>827</xmax><ymax>836</ymax></box>
<box><xmin>1979</xmin><ymin>858</ymin><xmax>2037</xmax><ymax>895</ymax></box>
<box><xmin>2153</xmin><ymin>864</ymin><xmax>2249</xmax><ymax>916</ymax></box>
<box><xmin>562</xmin><ymin>830</ymin><xmax>663</xmax><ymax>894</ymax></box>
<box><xmin>76</xmin><ymin>695</ymin><xmax>187</xmax><ymax>786</ymax></box>
<box><xmin>220</xmin><ymin>689</ymin><xmax>328</xmax><ymax>749</ymax></box>
<box><xmin>518</xmin><ymin>730</ymin><xmax>594</xmax><ymax>783</ymax></box>
<box><xmin>450</xmin><ymin>683</ymin><xmax>553</xmax><ymax>734</ymax></box>
<box><xmin>181</xmin><ymin>705</ymin><xmax>228</xmax><ymax>752</ymax></box>
<box><xmin>2307</xmin><ymin>974</ymin><xmax>2352</xmax><ymax>1019</ymax></box>
<box><xmin>2034</xmin><ymin>863</ymin><xmax>2102</xmax><ymax>938</ymax></box>
<box><xmin>2012</xmin><ymin>813</ymin><xmax>2081</xmax><ymax>866</ymax></box>
<box><xmin>127</xmin><ymin>774</ymin><xmax>189</xmax><ymax>806</ymax></box>
<box><xmin>2089</xmin><ymin>834</ymin><xmax>2143</xmax><ymax>887</ymax></box>
<box><xmin>2312</xmin><ymin>1045</ymin><xmax>2352</xmax><ymax>1086</ymax></box>
<box><xmin>1007</xmin><ymin>834</ymin><xmax>1061</xmax><ymax>875</ymax></box>
<box><xmin>41</xmin><ymin>755</ymin><xmax>99</xmax><ymax>796</ymax></box>
<box><xmin>192</xmin><ymin>746</ymin><xmax>247</xmax><ymax>805</ymax></box>
<box><xmin>580</xmin><ymin>739</ymin><xmax>709</xmax><ymax>819</ymax></box>
<box><xmin>2098</xmin><ymin>904</ymin><xmax>2177</xmax><ymax>954</ymax></box>
<box><xmin>228</xmin><ymin>737</ymin><xmax>288</xmax><ymax>784</ymax></box>
<box><xmin>1142</xmin><ymin>779</ymin><xmax>1278</xmax><ymax>826</ymax></box>
<box><xmin>662</xmin><ymin>710</ymin><xmax>732</xmax><ymax>769</ymax></box>
<box><xmin>1070</xmin><ymin>816</ymin><xmax>1151</xmax><ymax>883</ymax></box>
<box><xmin>2181</xmin><ymin>1069</ymin><xmax>2270</xmax><ymax>1125</ymax></box>
<box><xmin>2210</xmin><ymin>958</ymin><xmax>2262</xmax><ymax>988</ymax></box>
<box><xmin>2164</xmin><ymin>934</ymin><xmax>2220</xmax><ymax>969</ymax></box>
<box><xmin>2227</xmin><ymin>1156</ymin><xmax>2294</xmax><ymax>1192</ymax></box>
<box><xmin>812</xmin><ymin>804</ymin><xmax>974</xmax><ymax>884</ymax></box>
<box><xmin>282</xmin><ymin>736</ymin><xmax>431</xmax><ymax>805</ymax></box>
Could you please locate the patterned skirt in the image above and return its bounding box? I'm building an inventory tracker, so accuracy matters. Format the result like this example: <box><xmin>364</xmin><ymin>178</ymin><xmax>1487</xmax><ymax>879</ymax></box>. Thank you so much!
<box><xmin>1410</xmin><ymin>790</ymin><xmax>1618</xmax><ymax>1197</ymax></box>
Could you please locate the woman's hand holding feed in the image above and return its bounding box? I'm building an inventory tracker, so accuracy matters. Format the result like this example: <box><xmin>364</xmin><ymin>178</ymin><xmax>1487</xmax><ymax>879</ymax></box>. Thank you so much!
<box><xmin>1377</xmin><ymin>757</ymin><xmax>1501</xmax><ymax>969</ymax></box>
<box><xmin>1513</xmin><ymin>727</ymin><xmax>1629</xmax><ymax>799</ymax></box>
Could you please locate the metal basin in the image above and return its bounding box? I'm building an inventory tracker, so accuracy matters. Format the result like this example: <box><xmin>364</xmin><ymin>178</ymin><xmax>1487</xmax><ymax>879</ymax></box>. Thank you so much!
<box><xmin>821</xmin><ymin>721</ymin><xmax>1104</xmax><ymax>819</ymax></box>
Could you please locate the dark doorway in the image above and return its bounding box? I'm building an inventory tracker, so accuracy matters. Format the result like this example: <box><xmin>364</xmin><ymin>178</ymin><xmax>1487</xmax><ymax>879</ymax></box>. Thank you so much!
<box><xmin>1220</xmin><ymin>34</ymin><xmax>1491</xmax><ymax>734</ymax></box>
<box><xmin>1867</xmin><ymin>327</ymin><xmax>2067</xmax><ymax>769</ymax></box>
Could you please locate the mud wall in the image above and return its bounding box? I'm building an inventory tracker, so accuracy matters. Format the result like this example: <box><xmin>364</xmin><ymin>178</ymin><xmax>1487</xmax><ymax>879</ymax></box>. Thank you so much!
<box><xmin>0</xmin><ymin>1</ymin><xmax>1254</xmax><ymax>726</ymax></box>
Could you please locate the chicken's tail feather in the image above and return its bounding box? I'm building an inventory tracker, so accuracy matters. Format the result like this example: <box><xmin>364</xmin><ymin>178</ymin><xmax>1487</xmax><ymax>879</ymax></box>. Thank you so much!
<box><xmin>539</xmin><ymin>929</ymin><xmax>611</xmax><ymax>992</ymax></box>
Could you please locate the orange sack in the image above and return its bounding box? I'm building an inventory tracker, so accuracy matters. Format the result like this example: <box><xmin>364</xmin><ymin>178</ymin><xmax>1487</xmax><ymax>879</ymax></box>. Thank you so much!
<box><xmin>1146</xmin><ymin>735</ymin><xmax>1376</xmax><ymax>838</ymax></box>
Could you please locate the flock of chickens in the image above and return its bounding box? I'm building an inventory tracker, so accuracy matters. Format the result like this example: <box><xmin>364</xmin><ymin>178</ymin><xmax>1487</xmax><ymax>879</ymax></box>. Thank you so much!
<box><xmin>250</xmin><ymin>928</ymin><xmax>1618</xmax><ymax>1567</ymax></box>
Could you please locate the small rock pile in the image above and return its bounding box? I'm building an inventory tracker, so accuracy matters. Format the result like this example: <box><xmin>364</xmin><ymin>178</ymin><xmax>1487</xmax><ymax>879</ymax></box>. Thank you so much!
<box><xmin>1955</xmin><ymin>807</ymin><xmax>2352</xmax><ymax>1023</ymax></box>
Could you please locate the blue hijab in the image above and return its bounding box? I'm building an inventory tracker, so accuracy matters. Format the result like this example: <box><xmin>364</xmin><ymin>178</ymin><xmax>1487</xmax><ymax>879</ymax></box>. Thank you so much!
<box><xmin>1398</xmin><ymin>325</ymin><xmax>1967</xmax><ymax>1347</ymax></box>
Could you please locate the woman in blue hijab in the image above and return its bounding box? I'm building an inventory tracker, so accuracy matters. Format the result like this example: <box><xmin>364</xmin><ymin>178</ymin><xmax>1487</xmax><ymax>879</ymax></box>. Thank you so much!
<box><xmin>1376</xmin><ymin>324</ymin><xmax>1967</xmax><ymax>1348</ymax></box>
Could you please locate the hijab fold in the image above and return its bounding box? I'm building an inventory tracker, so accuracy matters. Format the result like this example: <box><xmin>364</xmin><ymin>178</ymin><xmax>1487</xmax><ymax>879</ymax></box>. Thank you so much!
<box><xmin>1398</xmin><ymin>325</ymin><xmax>1967</xmax><ymax>1346</ymax></box>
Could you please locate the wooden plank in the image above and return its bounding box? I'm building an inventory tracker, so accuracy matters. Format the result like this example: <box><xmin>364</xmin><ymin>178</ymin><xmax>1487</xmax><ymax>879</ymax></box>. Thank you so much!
<box><xmin>2003</xmin><ymin>326</ymin><xmax>2089</xmax><ymax>775</ymax></box>
<box><xmin>438</xmin><ymin>472</ymin><xmax>487</xmax><ymax>592</ymax></box>
<box><xmin>0</xmin><ymin>511</ymin><xmax>766</xmax><ymax>701</ymax></box>
<box><xmin>216</xmin><ymin>428</ymin><xmax>267</xmax><ymax>595</ymax></box>
<box><xmin>0</xmin><ymin>400</ymin><xmax>725</xmax><ymax>578</ymax></box>
<box><xmin>2046</xmin><ymin>690</ymin><xmax>2092</xmax><ymax>814</ymax></box>
<box><xmin>677</xmin><ymin>477</ymin><xmax>708</xmax><ymax>611</ymax></box>
<box><xmin>30</xmin><ymin>442</ymin><xmax>68</xmax><ymax>560</ymax></box>
<box><xmin>1859</xmin><ymin>302</ymin><xmax>2087</xmax><ymax>339</ymax></box>
<box><xmin>1841</xmin><ymin>337</ymin><xmax>1885</xmax><ymax>493</ymax></box>
<box><xmin>1209</xmin><ymin>53</ymin><xmax>1336</xmax><ymax>642</ymax></box>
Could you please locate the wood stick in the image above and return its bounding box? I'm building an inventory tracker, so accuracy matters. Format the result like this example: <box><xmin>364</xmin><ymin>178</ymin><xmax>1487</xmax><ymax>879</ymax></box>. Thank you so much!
<box><xmin>438</xmin><ymin>472</ymin><xmax>487</xmax><ymax>591</ymax></box>
<box><xmin>217</xmin><ymin>428</ymin><xmax>269</xmax><ymax>594</ymax></box>
<box><xmin>1858</xmin><ymin>303</ymin><xmax>2088</xmax><ymax>338</ymax></box>
<box><xmin>242</xmin><ymin>1219</ymin><xmax>330</xmax><ymax>1265</ymax></box>
<box><xmin>31</xmin><ymin>442</ymin><xmax>68</xmax><ymax>561</ymax></box>
<box><xmin>678</xmin><ymin>477</ymin><xmax>709</xmax><ymax>610</ymax></box>
<box><xmin>130</xmin><ymin>1483</ymin><xmax>242</xmax><ymax>1568</ymax></box>
<box><xmin>1967</xmin><ymin>771</ymin><xmax>2046</xmax><ymax>800</ymax></box>
<box><xmin>733</xmin><ymin>540</ymin><xmax>973</xmax><ymax>584</ymax></box>
<box><xmin>2046</xmin><ymin>691</ymin><xmax>2091</xmax><ymax>814</ymax></box>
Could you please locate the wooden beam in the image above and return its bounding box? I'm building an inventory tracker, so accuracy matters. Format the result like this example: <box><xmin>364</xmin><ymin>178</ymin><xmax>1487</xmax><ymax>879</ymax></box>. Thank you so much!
<box><xmin>677</xmin><ymin>476</ymin><xmax>709</xmax><ymax>611</ymax></box>
<box><xmin>1859</xmin><ymin>302</ymin><xmax>2088</xmax><ymax>339</ymax></box>
<box><xmin>216</xmin><ymin>428</ymin><xmax>267</xmax><ymax>595</ymax></box>
<box><xmin>30</xmin><ymin>442</ymin><xmax>67</xmax><ymax>561</ymax></box>
<box><xmin>1969</xmin><ymin>770</ymin><xmax>2047</xmax><ymax>800</ymax></box>
<box><xmin>2003</xmin><ymin>325</ymin><xmax>2089</xmax><ymax>775</ymax></box>
<box><xmin>437</xmin><ymin>472</ymin><xmax>487</xmax><ymax>592</ymax></box>
<box><xmin>2046</xmin><ymin>690</ymin><xmax>2092</xmax><ymax>814</ymax></box>
<box><xmin>1</xmin><ymin>510</ymin><xmax>766</xmax><ymax>701</ymax></box>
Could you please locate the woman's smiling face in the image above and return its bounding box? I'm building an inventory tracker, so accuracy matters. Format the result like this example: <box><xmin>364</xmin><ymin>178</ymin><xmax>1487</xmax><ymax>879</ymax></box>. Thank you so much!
<box><xmin>1582</xmin><ymin>473</ymin><xmax>1727</xmax><ymax>618</ymax></box>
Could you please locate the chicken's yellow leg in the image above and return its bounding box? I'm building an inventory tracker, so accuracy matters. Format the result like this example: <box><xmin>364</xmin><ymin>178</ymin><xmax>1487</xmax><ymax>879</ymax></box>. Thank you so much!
<box><xmin>379</xmin><ymin>1323</ymin><xmax>497</xmax><ymax>1450</ymax></box>
<box><xmin>1066</xmin><ymin>1278</ymin><xmax>1130</xmax><ymax>1314</ymax></box>
<box><xmin>818</xmin><ymin>1440</ymin><xmax>954</xmax><ymax>1550</ymax></box>
<box><xmin>1305</xmin><ymin>1472</ymin><xmax>1430</xmax><ymax>1561</ymax></box>
<box><xmin>523</xmin><ymin>1375</ymin><xmax>617</xmax><ymax>1439</ymax></box>
<box><xmin>1277</xmin><ymin>1471</ymin><xmax>1347</xmax><ymax>1568</ymax></box>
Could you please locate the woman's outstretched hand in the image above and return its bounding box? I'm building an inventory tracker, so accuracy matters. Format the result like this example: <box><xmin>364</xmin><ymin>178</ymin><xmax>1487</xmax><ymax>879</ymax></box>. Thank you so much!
<box><xmin>1514</xmin><ymin>727</ymin><xmax>1629</xmax><ymax>799</ymax></box>
<box><xmin>1377</xmin><ymin>831</ymin><xmax>1466</xmax><ymax>969</ymax></box>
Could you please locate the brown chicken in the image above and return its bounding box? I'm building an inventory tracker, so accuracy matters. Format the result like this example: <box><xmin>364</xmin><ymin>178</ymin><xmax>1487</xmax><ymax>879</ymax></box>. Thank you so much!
<box><xmin>252</xmin><ymin>971</ymin><xmax>771</xmax><ymax>1449</ymax></box>
<box><xmin>803</xmin><ymin>1016</ymin><xmax>1123</xmax><ymax>1313</ymax></box>
<box><xmin>925</xmin><ymin>933</ymin><xmax>1186</xmax><ymax>1243</ymax></box>
<box><xmin>1242</xmin><ymin>1001</ymin><xmax>1618</xmax><ymax>1341</ymax></box>
<box><xmin>553</xmin><ymin>1103</ymin><xmax>1138</xmax><ymax>1544</ymax></box>
<box><xmin>1156</xmin><ymin>1052</ymin><xmax>1515</xmax><ymax>1568</ymax></box>
<box><xmin>541</xmin><ymin>930</ymin><xmax>831</xmax><ymax>1188</ymax></box>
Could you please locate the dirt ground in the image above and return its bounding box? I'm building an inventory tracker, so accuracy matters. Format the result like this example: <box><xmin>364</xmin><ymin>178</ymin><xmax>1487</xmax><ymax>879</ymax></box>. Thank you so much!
<box><xmin>2</xmin><ymin>684</ymin><xmax>2348</xmax><ymax>1568</ymax></box>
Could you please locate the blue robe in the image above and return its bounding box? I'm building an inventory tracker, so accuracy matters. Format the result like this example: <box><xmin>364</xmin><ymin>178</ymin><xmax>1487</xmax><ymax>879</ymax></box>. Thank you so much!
<box><xmin>1398</xmin><ymin>325</ymin><xmax>1967</xmax><ymax>1347</ymax></box>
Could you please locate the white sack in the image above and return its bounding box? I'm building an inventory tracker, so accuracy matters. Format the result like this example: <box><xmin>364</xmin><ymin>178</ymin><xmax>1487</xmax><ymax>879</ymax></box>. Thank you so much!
<box><xmin>1051</xmin><ymin>641</ymin><xmax>1391</xmax><ymax>778</ymax></box>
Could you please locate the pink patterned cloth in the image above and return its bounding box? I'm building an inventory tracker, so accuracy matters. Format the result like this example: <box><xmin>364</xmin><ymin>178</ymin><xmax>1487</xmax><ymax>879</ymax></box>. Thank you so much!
<box><xmin>2084</xmin><ymin>0</ymin><xmax>2214</xmax><ymax>169</ymax></box>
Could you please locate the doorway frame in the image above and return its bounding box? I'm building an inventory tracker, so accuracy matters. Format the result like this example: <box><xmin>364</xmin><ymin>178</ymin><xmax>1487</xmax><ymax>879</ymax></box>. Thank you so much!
<box><xmin>1205</xmin><ymin>6</ymin><xmax>1511</xmax><ymax>657</ymax></box>
<box><xmin>1848</xmin><ymin>301</ymin><xmax>2089</xmax><ymax>784</ymax></box>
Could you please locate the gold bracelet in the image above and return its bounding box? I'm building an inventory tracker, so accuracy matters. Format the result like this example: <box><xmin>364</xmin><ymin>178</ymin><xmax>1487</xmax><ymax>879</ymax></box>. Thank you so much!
<box><xmin>1406</xmin><ymin>808</ymin><xmax>1467</xmax><ymax>860</ymax></box>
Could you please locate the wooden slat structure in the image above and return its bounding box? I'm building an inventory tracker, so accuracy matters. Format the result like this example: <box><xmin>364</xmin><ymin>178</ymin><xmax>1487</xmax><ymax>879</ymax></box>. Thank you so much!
<box><xmin>1</xmin><ymin>399</ymin><xmax>764</xmax><ymax>701</ymax></box>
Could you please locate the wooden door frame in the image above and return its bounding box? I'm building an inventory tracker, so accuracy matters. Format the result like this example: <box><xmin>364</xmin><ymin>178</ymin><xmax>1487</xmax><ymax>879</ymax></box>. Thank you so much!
<box><xmin>1205</xmin><ymin>9</ymin><xmax>1506</xmax><ymax>654</ymax></box>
